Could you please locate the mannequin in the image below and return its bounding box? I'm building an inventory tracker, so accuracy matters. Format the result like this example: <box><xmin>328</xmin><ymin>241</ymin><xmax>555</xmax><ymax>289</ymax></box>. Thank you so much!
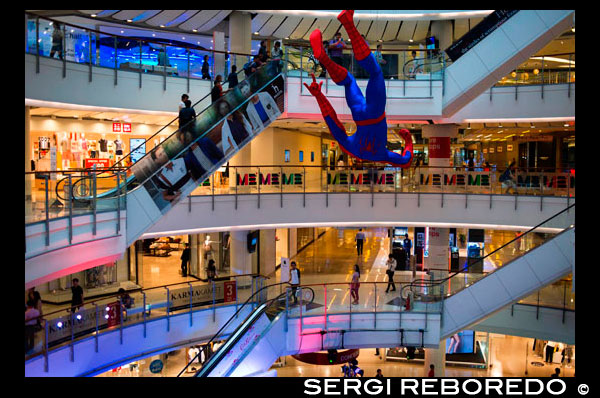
<box><xmin>60</xmin><ymin>132</ymin><xmax>70</xmax><ymax>169</ymax></box>
<box><xmin>114</xmin><ymin>134</ymin><xmax>125</xmax><ymax>161</ymax></box>
<box><xmin>203</xmin><ymin>235</ymin><xmax>214</xmax><ymax>263</ymax></box>
<box><xmin>99</xmin><ymin>133</ymin><xmax>108</xmax><ymax>158</ymax></box>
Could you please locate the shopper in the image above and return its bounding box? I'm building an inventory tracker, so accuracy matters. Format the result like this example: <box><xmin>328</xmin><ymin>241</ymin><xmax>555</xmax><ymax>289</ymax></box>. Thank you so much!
<box><xmin>350</xmin><ymin>264</ymin><xmax>360</xmax><ymax>305</ymax></box>
<box><xmin>385</xmin><ymin>254</ymin><xmax>396</xmax><ymax>293</ymax></box>
<box><xmin>329</xmin><ymin>32</ymin><xmax>346</xmax><ymax>68</ymax></box>
<box><xmin>179</xmin><ymin>94</ymin><xmax>189</xmax><ymax>111</ymax></box>
<box><xmin>201</xmin><ymin>55</ymin><xmax>211</xmax><ymax>80</ymax></box>
<box><xmin>25</xmin><ymin>300</ymin><xmax>40</xmax><ymax>354</ymax></box>
<box><xmin>551</xmin><ymin>368</ymin><xmax>561</xmax><ymax>378</ymax></box>
<box><xmin>375</xmin><ymin>44</ymin><xmax>386</xmax><ymax>66</ymax></box>
<box><xmin>50</xmin><ymin>22</ymin><xmax>64</xmax><ymax>60</ymax></box>
<box><xmin>180</xmin><ymin>243</ymin><xmax>190</xmax><ymax>277</ymax></box>
<box><xmin>117</xmin><ymin>288</ymin><xmax>133</xmax><ymax>309</ymax></box>
<box><xmin>375</xmin><ymin>369</ymin><xmax>384</xmax><ymax>378</ymax></box>
<box><xmin>227</xmin><ymin>65</ymin><xmax>239</xmax><ymax>88</ymax></box>
<box><xmin>211</xmin><ymin>75</ymin><xmax>225</xmax><ymax>103</ymax></box>
<box><xmin>467</xmin><ymin>156</ymin><xmax>475</xmax><ymax>171</ymax></box>
<box><xmin>178</xmin><ymin>99</ymin><xmax>196</xmax><ymax>144</ymax></box>
<box><xmin>207</xmin><ymin>259</ymin><xmax>218</xmax><ymax>282</ymax></box>
<box><xmin>290</xmin><ymin>261</ymin><xmax>301</xmax><ymax>305</ymax></box>
<box><xmin>271</xmin><ymin>41</ymin><xmax>283</xmax><ymax>73</ymax></box>
<box><xmin>71</xmin><ymin>278</ymin><xmax>84</xmax><ymax>311</ymax></box>
<box><xmin>545</xmin><ymin>341</ymin><xmax>557</xmax><ymax>363</ymax></box>
<box><xmin>395</xmin><ymin>245</ymin><xmax>407</xmax><ymax>272</ymax></box>
<box><xmin>403</xmin><ymin>234</ymin><xmax>412</xmax><ymax>262</ymax></box>
<box><xmin>258</xmin><ymin>40</ymin><xmax>268</xmax><ymax>62</ymax></box>
<box><xmin>355</xmin><ymin>229</ymin><xmax>365</xmax><ymax>256</ymax></box>
<box><xmin>500</xmin><ymin>161</ymin><xmax>517</xmax><ymax>194</ymax></box>
<box><xmin>428</xmin><ymin>364</ymin><xmax>435</xmax><ymax>377</ymax></box>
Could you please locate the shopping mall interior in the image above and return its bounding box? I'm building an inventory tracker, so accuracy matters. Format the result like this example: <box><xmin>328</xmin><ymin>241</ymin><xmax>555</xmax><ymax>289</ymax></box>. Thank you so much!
<box><xmin>25</xmin><ymin>9</ymin><xmax>576</xmax><ymax>380</ymax></box>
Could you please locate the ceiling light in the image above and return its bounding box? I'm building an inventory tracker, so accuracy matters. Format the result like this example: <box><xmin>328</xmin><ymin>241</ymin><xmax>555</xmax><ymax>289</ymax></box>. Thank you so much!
<box><xmin>285</xmin><ymin>37</ymin><xmax>289</xmax><ymax>40</ymax></box>
<box><xmin>254</xmin><ymin>32</ymin><xmax>259</xmax><ymax>35</ymax></box>
<box><xmin>571</xmin><ymin>27</ymin><xmax>575</xmax><ymax>33</ymax></box>
<box><xmin>497</xmin><ymin>130</ymin><xmax>503</xmax><ymax>134</ymax></box>
<box><xmin>530</xmin><ymin>123</ymin><xmax>535</xmax><ymax>128</ymax></box>
<box><xmin>127</xmin><ymin>19</ymin><xmax>133</xmax><ymax>23</ymax></box>
<box><xmin>563</xmin><ymin>123</ymin><xmax>569</xmax><ymax>127</ymax></box>
<box><xmin>120</xmin><ymin>30</ymin><xmax>124</xmax><ymax>34</ymax></box>
<box><xmin>197</xmin><ymin>42</ymin><xmax>200</xmax><ymax>44</ymax></box>
<box><xmin>91</xmin><ymin>14</ymin><xmax>97</xmax><ymax>18</ymax></box>
<box><xmin>498</xmin><ymin>123</ymin><xmax>503</xmax><ymax>128</ymax></box>
<box><xmin>409</xmin><ymin>39</ymin><xmax>414</xmax><ymax>43</ymax></box>
<box><xmin>152</xmin><ymin>33</ymin><xmax>156</xmax><ymax>37</ymax></box>
<box><xmin>476</xmin><ymin>134</ymin><xmax>483</xmax><ymax>138</ymax></box>
<box><xmin>377</xmin><ymin>39</ymin><xmax>383</xmax><ymax>42</ymax></box>
<box><xmin>192</xmin><ymin>29</ymin><xmax>198</xmax><ymax>32</ymax></box>
<box><xmin>160</xmin><ymin>25</ymin><xmax>165</xmax><ymax>28</ymax></box>
<box><xmin>182</xmin><ymin>37</ymin><xmax>185</xmax><ymax>40</ymax></box>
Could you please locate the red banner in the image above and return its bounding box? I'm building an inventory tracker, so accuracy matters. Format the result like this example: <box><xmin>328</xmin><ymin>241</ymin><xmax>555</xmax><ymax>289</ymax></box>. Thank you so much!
<box><xmin>123</xmin><ymin>123</ymin><xmax>132</xmax><ymax>132</ymax></box>
<box><xmin>112</xmin><ymin>123</ymin><xmax>121</xmax><ymax>132</ymax></box>
<box><xmin>428</xmin><ymin>137</ymin><xmax>451</xmax><ymax>159</ymax></box>
<box><xmin>106</xmin><ymin>302</ymin><xmax>121</xmax><ymax>327</ymax></box>
<box><xmin>224</xmin><ymin>281</ymin><xmax>236</xmax><ymax>303</ymax></box>
<box><xmin>84</xmin><ymin>158</ymin><xmax>110</xmax><ymax>169</ymax></box>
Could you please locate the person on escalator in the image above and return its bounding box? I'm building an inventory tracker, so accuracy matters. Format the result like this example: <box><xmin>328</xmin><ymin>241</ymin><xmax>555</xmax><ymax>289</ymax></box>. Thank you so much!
<box><xmin>289</xmin><ymin>261</ymin><xmax>301</xmax><ymax>305</ymax></box>
<box><xmin>227</xmin><ymin>65</ymin><xmax>239</xmax><ymax>88</ymax></box>
<box><xmin>211</xmin><ymin>75</ymin><xmax>225</xmax><ymax>103</ymax></box>
<box><xmin>178</xmin><ymin>99</ymin><xmax>196</xmax><ymax>146</ymax></box>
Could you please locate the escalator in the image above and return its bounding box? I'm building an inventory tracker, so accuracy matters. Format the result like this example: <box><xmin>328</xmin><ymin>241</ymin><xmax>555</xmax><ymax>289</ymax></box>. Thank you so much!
<box><xmin>55</xmin><ymin>60</ymin><xmax>286</xmax><ymax>246</ymax></box>
<box><xmin>442</xmin><ymin>9</ymin><xmax>574</xmax><ymax>115</ymax></box>
<box><xmin>402</xmin><ymin>204</ymin><xmax>575</xmax><ymax>340</ymax></box>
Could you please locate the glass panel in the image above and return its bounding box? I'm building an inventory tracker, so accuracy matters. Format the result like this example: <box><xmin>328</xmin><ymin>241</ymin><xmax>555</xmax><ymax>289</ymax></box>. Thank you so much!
<box><xmin>25</xmin><ymin>15</ymin><xmax>38</xmax><ymax>54</ymax></box>
<box><xmin>97</xmin><ymin>34</ymin><xmax>116</xmax><ymax>69</ymax></box>
<box><xmin>115</xmin><ymin>36</ymin><xmax>142</xmax><ymax>72</ymax></box>
<box><xmin>64</xmin><ymin>25</ymin><xmax>90</xmax><ymax>64</ymax></box>
<box><xmin>165</xmin><ymin>45</ymin><xmax>188</xmax><ymax>78</ymax></box>
<box><xmin>37</xmin><ymin>18</ymin><xmax>56</xmax><ymax>58</ymax></box>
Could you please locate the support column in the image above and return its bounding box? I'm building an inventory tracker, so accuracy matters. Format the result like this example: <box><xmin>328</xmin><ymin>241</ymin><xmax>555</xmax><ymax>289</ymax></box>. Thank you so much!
<box><xmin>424</xmin><ymin>339</ymin><xmax>446</xmax><ymax>377</ymax></box>
<box><xmin>25</xmin><ymin>106</ymin><xmax>33</xmax><ymax>203</ymax></box>
<box><xmin>228</xmin><ymin>11</ymin><xmax>252</xmax><ymax>72</ymax></box>
<box><xmin>288</xmin><ymin>228</ymin><xmax>298</xmax><ymax>258</ymax></box>
<box><xmin>421</xmin><ymin>125</ymin><xmax>458</xmax><ymax>169</ymax></box>
<box><xmin>426</xmin><ymin>227</ymin><xmax>449</xmax><ymax>272</ymax></box>
<box><xmin>230</xmin><ymin>230</ymin><xmax>254</xmax><ymax>286</ymax></box>
<box><xmin>260</xmin><ymin>229</ymin><xmax>276</xmax><ymax>277</ymax></box>
<box><xmin>190</xmin><ymin>234</ymin><xmax>200</xmax><ymax>278</ymax></box>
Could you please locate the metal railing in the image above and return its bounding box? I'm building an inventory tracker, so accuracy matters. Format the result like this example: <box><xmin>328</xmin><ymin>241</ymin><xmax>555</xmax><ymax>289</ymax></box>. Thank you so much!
<box><xmin>25</xmin><ymin>12</ymin><xmax>255</xmax><ymax>90</ymax></box>
<box><xmin>180</xmin><ymin>274</ymin><xmax>443</xmax><ymax>377</ymax></box>
<box><xmin>24</xmin><ymin>273</ymin><xmax>267</xmax><ymax>368</ymax></box>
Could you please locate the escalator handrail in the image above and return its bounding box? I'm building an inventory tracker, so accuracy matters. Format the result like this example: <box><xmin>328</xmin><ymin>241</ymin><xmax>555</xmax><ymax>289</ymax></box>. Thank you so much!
<box><xmin>176</xmin><ymin>280</ymin><xmax>294</xmax><ymax>376</ymax></box>
<box><xmin>401</xmin><ymin>203</ymin><xmax>575</xmax><ymax>297</ymax></box>
<box><xmin>64</xmin><ymin>62</ymin><xmax>285</xmax><ymax>201</ymax></box>
<box><xmin>108</xmin><ymin>64</ymin><xmax>257</xmax><ymax>171</ymax></box>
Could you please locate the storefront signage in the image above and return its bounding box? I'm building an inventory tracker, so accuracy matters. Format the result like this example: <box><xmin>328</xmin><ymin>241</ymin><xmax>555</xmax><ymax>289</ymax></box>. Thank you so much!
<box><xmin>237</xmin><ymin>172</ymin><xmax>302</xmax><ymax>186</ymax></box>
<box><xmin>419</xmin><ymin>172</ymin><xmax>491</xmax><ymax>187</ymax></box>
<box><xmin>149</xmin><ymin>360</ymin><xmax>163</xmax><ymax>374</ymax></box>
<box><xmin>497</xmin><ymin>146</ymin><xmax>502</xmax><ymax>153</ymax></box>
<box><xmin>507</xmin><ymin>144</ymin><xmax>513</xmax><ymax>151</ymax></box>
<box><xmin>428</xmin><ymin>137</ymin><xmax>451</xmax><ymax>159</ymax></box>
<box><xmin>327</xmin><ymin>172</ymin><xmax>395</xmax><ymax>185</ymax></box>
<box><xmin>292</xmin><ymin>349</ymin><xmax>360</xmax><ymax>365</ymax></box>
<box><xmin>483</xmin><ymin>148</ymin><xmax>487</xmax><ymax>154</ymax></box>
<box><xmin>169</xmin><ymin>280</ymin><xmax>237</xmax><ymax>311</ymax></box>
<box><xmin>489</xmin><ymin>147</ymin><xmax>495</xmax><ymax>153</ymax></box>
<box><xmin>106</xmin><ymin>301</ymin><xmax>121</xmax><ymax>327</ymax></box>
<box><xmin>123</xmin><ymin>123</ymin><xmax>132</xmax><ymax>133</ymax></box>
<box><xmin>84</xmin><ymin>158</ymin><xmax>110</xmax><ymax>169</ymax></box>
<box><xmin>112</xmin><ymin>123</ymin><xmax>121</xmax><ymax>132</ymax></box>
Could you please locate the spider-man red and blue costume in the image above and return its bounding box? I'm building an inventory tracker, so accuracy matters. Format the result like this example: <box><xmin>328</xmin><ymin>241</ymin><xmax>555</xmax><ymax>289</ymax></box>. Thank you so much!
<box><xmin>304</xmin><ymin>10</ymin><xmax>413</xmax><ymax>168</ymax></box>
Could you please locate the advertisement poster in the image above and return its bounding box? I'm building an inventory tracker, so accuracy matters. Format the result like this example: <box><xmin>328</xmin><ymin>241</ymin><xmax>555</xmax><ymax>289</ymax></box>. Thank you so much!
<box><xmin>446</xmin><ymin>330</ymin><xmax>475</xmax><ymax>354</ymax></box>
<box><xmin>169</xmin><ymin>280</ymin><xmax>238</xmax><ymax>311</ymax></box>
<box><xmin>131</xmin><ymin>62</ymin><xmax>284</xmax><ymax>214</ymax></box>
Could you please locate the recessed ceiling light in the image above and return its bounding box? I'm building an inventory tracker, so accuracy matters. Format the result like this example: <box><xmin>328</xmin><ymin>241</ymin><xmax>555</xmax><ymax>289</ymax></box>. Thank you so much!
<box><xmin>285</xmin><ymin>37</ymin><xmax>289</xmax><ymax>40</ymax></box>
<box><xmin>127</xmin><ymin>19</ymin><xmax>133</xmax><ymax>23</ymax></box>
<box><xmin>254</xmin><ymin>32</ymin><xmax>259</xmax><ymax>35</ymax></box>
<box><xmin>160</xmin><ymin>25</ymin><xmax>165</xmax><ymax>28</ymax></box>
<box><xmin>120</xmin><ymin>30</ymin><xmax>124</xmax><ymax>34</ymax></box>
<box><xmin>197</xmin><ymin>42</ymin><xmax>200</xmax><ymax>44</ymax></box>
<box><xmin>91</xmin><ymin>14</ymin><xmax>97</xmax><ymax>17</ymax></box>
<box><xmin>192</xmin><ymin>29</ymin><xmax>198</xmax><ymax>32</ymax></box>
<box><xmin>182</xmin><ymin>37</ymin><xmax>185</xmax><ymax>40</ymax></box>
<box><xmin>571</xmin><ymin>27</ymin><xmax>575</xmax><ymax>33</ymax></box>
<box><xmin>152</xmin><ymin>33</ymin><xmax>156</xmax><ymax>37</ymax></box>
<box><xmin>563</xmin><ymin>123</ymin><xmax>569</xmax><ymax>127</ymax></box>
<box><xmin>409</xmin><ymin>39</ymin><xmax>414</xmax><ymax>43</ymax></box>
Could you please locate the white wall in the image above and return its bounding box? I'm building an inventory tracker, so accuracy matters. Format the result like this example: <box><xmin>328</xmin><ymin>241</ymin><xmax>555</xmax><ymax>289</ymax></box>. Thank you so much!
<box><xmin>26</xmin><ymin>54</ymin><xmax>212</xmax><ymax>113</ymax></box>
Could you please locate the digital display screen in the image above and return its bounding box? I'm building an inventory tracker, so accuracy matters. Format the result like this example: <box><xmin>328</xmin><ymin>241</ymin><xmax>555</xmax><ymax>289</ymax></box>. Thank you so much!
<box><xmin>285</xmin><ymin>149</ymin><xmax>290</xmax><ymax>162</ymax></box>
<box><xmin>130</xmin><ymin>138</ymin><xmax>146</xmax><ymax>163</ymax></box>
<box><xmin>299</xmin><ymin>150</ymin><xmax>304</xmax><ymax>162</ymax></box>
<box><xmin>446</xmin><ymin>330</ymin><xmax>475</xmax><ymax>354</ymax></box>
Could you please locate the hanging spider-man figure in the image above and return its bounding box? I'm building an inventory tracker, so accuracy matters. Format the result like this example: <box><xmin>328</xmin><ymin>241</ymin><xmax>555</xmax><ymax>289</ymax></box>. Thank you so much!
<box><xmin>304</xmin><ymin>10</ymin><xmax>413</xmax><ymax>167</ymax></box>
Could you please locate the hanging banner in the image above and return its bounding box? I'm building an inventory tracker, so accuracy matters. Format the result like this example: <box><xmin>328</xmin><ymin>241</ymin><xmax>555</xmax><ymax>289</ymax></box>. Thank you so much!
<box><xmin>169</xmin><ymin>280</ymin><xmax>238</xmax><ymax>311</ymax></box>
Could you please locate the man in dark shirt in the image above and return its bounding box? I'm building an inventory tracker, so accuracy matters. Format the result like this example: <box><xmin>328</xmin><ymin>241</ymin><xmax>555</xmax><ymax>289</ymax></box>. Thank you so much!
<box><xmin>227</xmin><ymin>65</ymin><xmax>239</xmax><ymax>88</ymax></box>
<box><xmin>181</xmin><ymin>243</ymin><xmax>190</xmax><ymax>277</ymax></box>
<box><xmin>329</xmin><ymin>32</ymin><xmax>346</xmax><ymax>68</ymax></box>
<box><xmin>403</xmin><ymin>234</ymin><xmax>412</xmax><ymax>260</ymax></box>
<box><xmin>71</xmin><ymin>278</ymin><xmax>84</xmax><ymax>311</ymax></box>
<box><xmin>178</xmin><ymin>99</ymin><xmax>196</xmax><ymax>145</ymax></box>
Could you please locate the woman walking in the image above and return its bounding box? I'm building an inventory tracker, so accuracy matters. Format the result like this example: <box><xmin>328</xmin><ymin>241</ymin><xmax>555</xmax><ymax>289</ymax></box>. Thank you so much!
<box><xmin>350</xmin><ymin>264</ymin><xmax>361</xmax><ymax>305</ymax></box>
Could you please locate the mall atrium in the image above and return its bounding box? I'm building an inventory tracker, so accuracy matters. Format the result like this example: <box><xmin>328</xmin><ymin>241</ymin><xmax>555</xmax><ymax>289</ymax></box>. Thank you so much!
<box><xmin>25</xmin><ymin>10</ymin><xmax>575</xmax><ymax>378</ymax></box>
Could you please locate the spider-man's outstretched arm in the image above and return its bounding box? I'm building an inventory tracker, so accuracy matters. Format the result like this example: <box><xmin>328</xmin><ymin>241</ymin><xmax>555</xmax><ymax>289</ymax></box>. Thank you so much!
<box><xmin>303</xmin><ymin>73</ymin><xmax>351</xmax><ymax>150</ymax></box>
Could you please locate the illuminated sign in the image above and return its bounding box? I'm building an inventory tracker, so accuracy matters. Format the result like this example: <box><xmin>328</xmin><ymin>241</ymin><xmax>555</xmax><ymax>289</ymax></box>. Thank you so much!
<box><xmin>497</xmin><ymin>146</ymin><xmax>502</xmax><ymax>153</ymax></box>
<box><xmin>123</xmin><ymin>123</ymin><xmax>132</xmax><ymax>132</ymax></box>
<box><xmin>489</xmin><ymin>147</ymin><xmax>495</xmax><ymax>153</ymax></box>
<box><xmin>84</xmin><ymin>158</ymin><xmax>110</xmax><ymax>169</ymax></box>
<box><xmin>327</xmin><ymin>172</ymin><xmax>395</xmax><ymax>185</ymax></box>
<box><xmin>507</xmin><ymin>144</ymin><xmax>513</xmax><ymax>151</ymax></box>
<box><xmin>112</xmin><ymin>123</ymin><xmax>121</xmax><ymax>132</ymax></box>
<box><xmin>237</xmin><ymin>173</ymin><xmax>303</xmax><ymax>186</ymax></box>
